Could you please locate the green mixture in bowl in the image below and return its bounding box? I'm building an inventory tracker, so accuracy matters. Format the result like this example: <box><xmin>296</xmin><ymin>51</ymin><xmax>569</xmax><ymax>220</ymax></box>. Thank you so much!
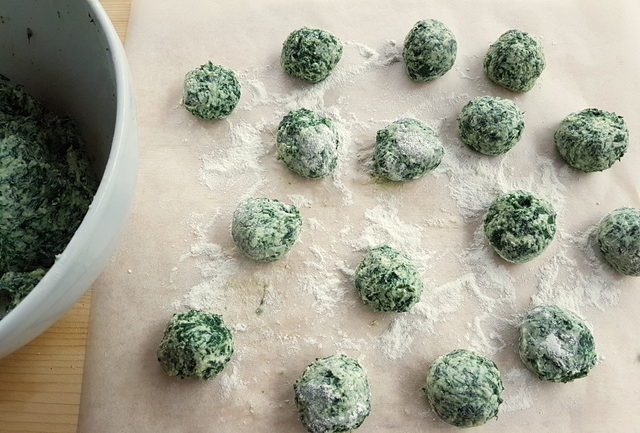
<box><xmin>0</xmin><ymin>79</ymin><xmax>97</xmax><ymax>319</ymax></box>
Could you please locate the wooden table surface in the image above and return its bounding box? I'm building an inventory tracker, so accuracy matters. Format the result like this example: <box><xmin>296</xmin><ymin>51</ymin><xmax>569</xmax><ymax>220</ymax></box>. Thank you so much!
<box><xmin>0</xmin><ymin>1</ymin><xmax>132</xmax><ymax>432</ymax></box>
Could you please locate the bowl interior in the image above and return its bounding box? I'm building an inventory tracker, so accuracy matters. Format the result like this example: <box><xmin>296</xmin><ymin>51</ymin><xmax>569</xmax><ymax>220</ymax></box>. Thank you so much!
<box><xmin>0</xmin><ymin>0</ymin><xmax>133</xmax><ymax>358</ymax></box>
<box><xmin>0</xmin><ymin>0</ymin><xmax>117</xmax><ymax>176</ymax></box>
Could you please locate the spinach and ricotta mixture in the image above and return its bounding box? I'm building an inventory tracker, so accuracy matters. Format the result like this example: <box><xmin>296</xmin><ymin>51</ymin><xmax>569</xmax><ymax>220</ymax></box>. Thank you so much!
<box><xmin>554</xmin><ymin>108</ymin><xmax>628</xmax><ymax>172</ymax></box>
<box><xmin>276</xmin><ymin>108</ymin><xmax>341</xmax><ymax>178</ymax></box>
<box><xmin>354</xmin><ymin>245</ymin><xmax>423</xmax><ymax>312</ymax></box>
<box><xmin>182</xmin><ymin>62</ymin><xmax>241</xmax><ymax>120</ymax></box>
<box><xmin>519</xmin><ymin>305</ymin><xmax>597</xmax><ymax>382</ymax></box>
<box><xmin>0</xmin><ymin>269</ymin><xmax>46</xmax><ymax>317</ymax></box>
<box><xmin>294</xmin><ymin>354</ymin><xmax>371</xmax><ymax>433</ymax></box>
<box><xmin>483</xmin><ymin>29</ymin><xmax>545</xmax><ymax>92</ymax></box>
<box><xmin>156</xmin><ymin>309</ymin><xmax>234</xmax><ymax>380</ymax></box>
<box><xmin>281</xmin><ymin>27</ymin><xmax>343</xmax><ymax>83</ymax></box>
<box><xmin>231</xmin><ymin>197</ymin><xmax>302</xmax><ymax>262</ymax></box>
<box><xmin>424</xmin><ymin>349</ymin><xmax>504</xmax><ymax>428</ymax></box>
<box><xmin>457</xmin><ymin>96</ymin><xmax>525</xmax><ymax>155</ymax></box>
<box><xmin>402</xmin><ymin>19</ymin><xmax>457</xmax><ymax>82</ymax></box>
<box><xmin>596</xmin><ymin>207</ymin><xmax>640</xmax><ymax>276</ymax></box>
<box><xmin>0</xmin><ymin>79</ymin><xmax>96</xmax><ymax>319</ymax></box>
<box><xmin>483</xmin><ymin>190</ymin><xmax>556</xmax><ymax>263</ymax></box>
<box><xmin>372</xmin><ymin>118</ymin><xmax>444</xmax><ymax>181</ymax></box>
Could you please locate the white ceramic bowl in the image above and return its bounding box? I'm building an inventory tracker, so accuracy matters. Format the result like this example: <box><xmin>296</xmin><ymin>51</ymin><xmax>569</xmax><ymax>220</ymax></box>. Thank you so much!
<box><xmin>0</xmin><ymin>0</ymin><xmax>137</xmax><ymax>357</ymax></box>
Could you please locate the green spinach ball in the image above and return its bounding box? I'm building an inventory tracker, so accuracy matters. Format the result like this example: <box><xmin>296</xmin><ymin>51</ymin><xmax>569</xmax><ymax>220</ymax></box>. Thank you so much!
<box><xmin>596</xmin><ymin>207</ymin><xmax>640</xmax><ymax>276</ymax></box>
<box><xmin>484</xmin><ymin>29</ymin><xmax>545</xmax><ymax>92</ymax></box>
<box><xmin>483</xmin><ymin>190</ymin><xmax>556</xmax><ymax>263</ymax></box>
<box><xmin>519</xmin><ymin>305</ymin><xmax>597</xmax><ymax>382</ymax></box>
<box><xmin>281</xmin><ymin>27</ymin><xmax>343</xmax><ymax>83</ymax></box>
<box><xmin>231</xmin><ymin>197</ymin><xmax>302</xmax><ymax>262</ymax></box>
<box><xmin>457</xmin><ymin>96</ymin><xmax>525</xmax><ymax>155</ymax></box>
<box><xmin>183</xmin><ymin>62</ymin><xmax>241</xmax><ymax>119</ymax></box>
<box><xmin>373</xmin><ymin>118</ymin><xmax>444</xmax><ymax>181</ymax></box>
<box><xmin>425</xmin><ymin>349</ymin><xmax>504</xmax><ymax>427</ymax></box>
<box><xmin>276</xmin><ymin>108</ymin><xmax>340</xmax><ymax>178</ymax></box>
<box><xmin>354</xmin><ymin>245</ymin><xmax>423</xmax><ymax>312</ymax></box>
<box><xmin>554</xmin><ymin>108</ymin><xmax>628</xmax><ymax>172</ymax></box>
<box><xmin>157</xmin><ymin>309</ymin><xmax>234</xmax><ymax>380</ymax></box>
<box><xmin>402</xmin><ymin>19</ymin><xmax>457</xmax><ymax>81</ymax></box>
<box><xmin>294</xmin><ymin>354</ymin><xmax>371</xmax><ymax>433</ymax></box>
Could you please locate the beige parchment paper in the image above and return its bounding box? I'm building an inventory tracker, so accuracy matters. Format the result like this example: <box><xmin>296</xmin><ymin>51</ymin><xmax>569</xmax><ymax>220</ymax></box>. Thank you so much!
<box><xmin>79</xmin><ymin>1</ymin><xmax>640</xmax><ymax>432</ymax></box>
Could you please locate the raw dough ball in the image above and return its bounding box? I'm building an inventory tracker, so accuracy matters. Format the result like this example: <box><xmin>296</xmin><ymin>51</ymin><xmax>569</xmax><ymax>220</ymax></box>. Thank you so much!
<box><xmin>354</xmin><ymin>245</ymin><xmax>423</xmax><ymax>312</ymax></box>
<box><xmin>425</xmin><ymin>349</ymin><xmax>503</xmax><ymax>428</ymax></box>
<box><xmin>554</xmin><ymin>108</ymin><xmax>629</xmax><ymax>172</ymax></box>
<box><xmin>294</xmin><ymin>354</ymin><xmax>371</xmax><ymax>433</ymax></box>
<box><xmin>281</xmin><ymin>27</ymin><xmax>343</xmax><ymax>83</ymax></box>
<box><xmin>457</xmin><ymin>96</ymin><xmax>525</xmax><ymax>155</ymax></box>
<box><xmin>276</xmin><ymin>108</ymin><xmax>340</xmax><ymax>178</ymax></box>
<box><xmin>483</xmin><ymin>29</ymin><xmax>545</xmax><ymax>92</ymax></box>
<box><xmin>519</xmin><ymin>305</ymin><xmax>597</xmax><ymax>382</ymax></box>
<box><xmin>0</xmin><ymin>269</ymin><xmax>45</xmax><ymax>318</ymax></box>
<box><xmin>402</xmin><ymin>19</ymin><xmax>457</xmax><ymax>81</ymax></box>
<box><xmin>373</xmin><ymin>118</ymin><xmax>444</xmax><ymax>181</ymax></box>
<box><xmin>231</xmin><ymin>197</ymin><xmax>302</xmax><ymax>262</ymax></box>
<box><xmin>483</xmin><ymin>190</ymin><xmax>556</xmax><ymax>263</ymax></box>
<box><xmin>183</xmin><ymin>62</ymin><xmax>241</xmax><ymax>120</ymax></box>
<box><xmin>596</xmin><ymin>207</ymin><xmax>640</xmax><ymax>276</ymax></box>
<box><xmin>157</xmin><ymin>309</ymin><xmax>234</xmax><ymax>380</ymax></box>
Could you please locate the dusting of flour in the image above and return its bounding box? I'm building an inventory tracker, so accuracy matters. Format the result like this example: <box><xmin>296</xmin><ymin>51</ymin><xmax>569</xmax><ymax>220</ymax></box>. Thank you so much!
<box><xmin>170</xmin><ymin>39</ymin><xmax>623</xmax><ymax>411</ymax></box>
<box><xmin>171</xmin><ymin>211</ymin><xmax>239</xmax><ymax>312</ymax></box>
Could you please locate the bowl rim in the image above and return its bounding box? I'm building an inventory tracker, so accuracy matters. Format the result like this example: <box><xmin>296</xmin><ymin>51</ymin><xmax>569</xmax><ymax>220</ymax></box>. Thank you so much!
<box><xmin>0</xmin><ymin>0</ymin><xmax>135</xmax><ymax>344</ymax></box>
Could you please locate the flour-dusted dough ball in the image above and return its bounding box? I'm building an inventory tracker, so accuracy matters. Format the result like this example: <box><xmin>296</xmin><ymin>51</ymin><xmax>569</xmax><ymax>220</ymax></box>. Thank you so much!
<box><xmin>231</xmin><ymin>197</ymin><xmax>302</xmax><ymax>262</ymax></box>
<box><xmin>483</xmin><ymin>191</ymin><xmax>556</xmax><ymax>263</ymax></box>
<box><xmin>519</xmin><ymin>305</ymin><xmax>597</xmax><ymax>382</ymax></box>
<box><xmin>276</xmin><ymin>108</ymin><xmax>341</xmax><ymax>178</ymax></box>
<box><xmin>281</xmin><ymin>27</ymin><xmax>343</xmax><ymax>83</ymax></box>
<box><xmin>484</xmin><ymin>30</ymin><xmax>545</xmax><ymax>92</ymax></box>
<box><xmin>157</xmin><ymin>309</ymin><xmax>234</xmax><ymax>380</ymax></box>
<box><xmin>354</xmin><ymin>245</ymin><xmax>423</xmax><ymax>312</ymax></box>
<box><xmin>425</xmin><ymin>349</ymin><xmax>504</xmax><ymax>428</ymax></box>
<box><xmin>183</xmin><ymin>62</ymin><xmax>241</xmax><ymax>119</ymax></box>
<box><xmin>373</xmin><ymin>118</ymin><xmax>444</xmax><ymax>181</ymax></box>
<box><xmin>554</xmin><ymin>108</ymin><xmax>629</xmax><ymax>172</ymax></box>
<box><xmin>402</xmin><ymin>19</ymin><xmax>457</xmax><ymax>81</ymax></box>
<box><xmin>294</xmin><ymin>354</ymin><xmax>371</xmax><ymax>433</ymax></box>
<box><xmin>457</xmin><ymin>96</ymin><xmax>525</xmax><ymax>155</ymax></box>
<box><xmin>596</xmin><ymin>207</ymin><xmax>640</xmax><ymax>276</ymax></box>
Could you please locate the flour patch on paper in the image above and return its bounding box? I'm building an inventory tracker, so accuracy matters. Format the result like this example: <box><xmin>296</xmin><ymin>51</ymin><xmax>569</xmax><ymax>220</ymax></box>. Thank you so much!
<box><xmin>199</xmin><ymin>120</ymin><xmax>269</xmax><ymax>198</ymax></box>
<box><xmin>299</xmin><ymin>244</ymin><xmax>354</xmax><ymax>315</ymax></box>
<box><xmin>172</xmin><ymin>211</ymin><xmax>239</xmax><ymax>312</ymax></box>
